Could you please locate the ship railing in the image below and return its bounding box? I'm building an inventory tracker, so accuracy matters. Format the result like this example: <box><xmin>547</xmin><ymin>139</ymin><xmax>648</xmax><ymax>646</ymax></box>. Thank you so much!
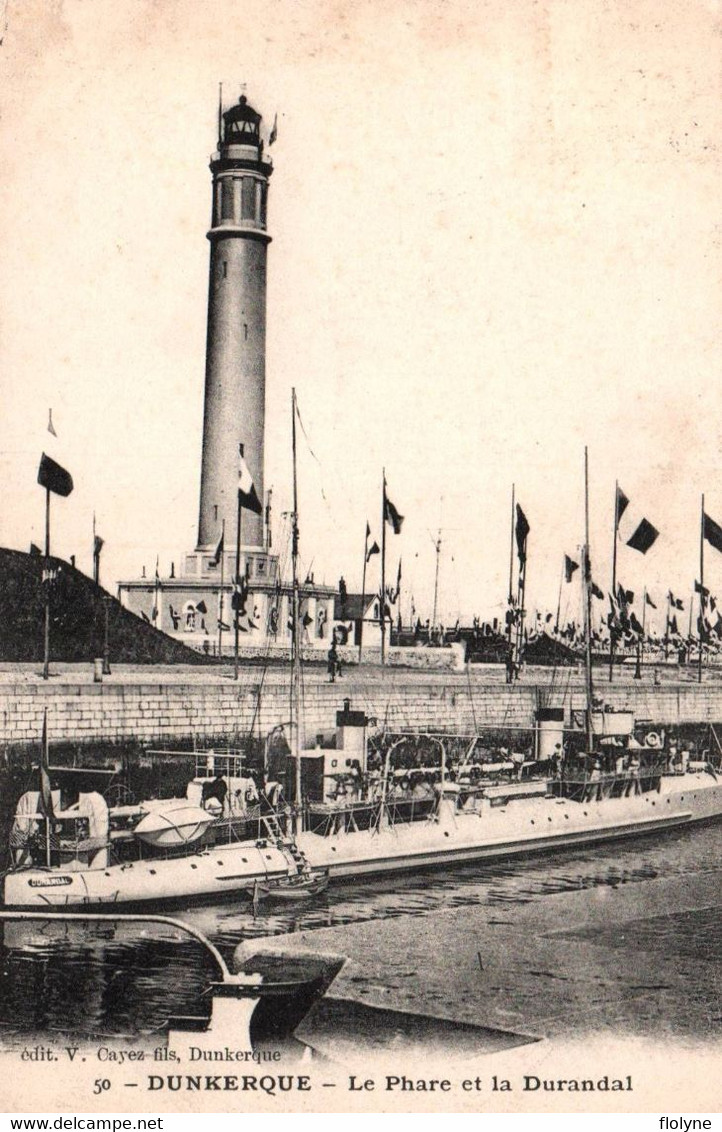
<box><xmin>548</xmin><ymin>769</ymin><xmax>662</xmax><ymax>802</ymax></box>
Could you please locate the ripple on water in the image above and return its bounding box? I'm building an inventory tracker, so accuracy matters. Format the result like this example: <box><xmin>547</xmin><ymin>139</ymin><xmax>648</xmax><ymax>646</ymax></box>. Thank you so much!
<box><xmin>0</xmin><ymin>820</ymin><xmax>721</xmax><ymax>1039</ymax></box>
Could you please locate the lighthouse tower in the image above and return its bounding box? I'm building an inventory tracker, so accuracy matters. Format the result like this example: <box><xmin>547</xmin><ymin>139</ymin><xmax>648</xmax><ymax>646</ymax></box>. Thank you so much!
<box><xmin>117</xmin><ymin>93</ymin><xmax>337</xmax><ymax>657</ymax></box>
<box><xmin>197</xmin><ymin>94</ymin><xmax>272</xmax><ymax>552</ymax></box>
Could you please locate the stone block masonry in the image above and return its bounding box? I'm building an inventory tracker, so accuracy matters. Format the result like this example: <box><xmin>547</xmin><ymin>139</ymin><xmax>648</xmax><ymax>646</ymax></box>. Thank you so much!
<box><xmin>1</xmin><ymin>668</ymin><xmax>722</xmax><ymax>750</ymax></box>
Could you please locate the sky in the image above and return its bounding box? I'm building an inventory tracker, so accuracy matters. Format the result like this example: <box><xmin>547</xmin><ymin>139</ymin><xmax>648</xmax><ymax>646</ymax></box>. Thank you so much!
<box><xmin>0</xmin><ymin>0</ymin><xmax>720</xmax><ymax>631</ymax></box>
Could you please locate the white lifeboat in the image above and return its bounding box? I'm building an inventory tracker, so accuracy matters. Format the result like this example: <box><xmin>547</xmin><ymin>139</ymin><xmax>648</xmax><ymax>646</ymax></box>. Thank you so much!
<box><xmin>133</xmin><ymin>804</ymin><xmax>215</xmax><ymax>848</ymax></box>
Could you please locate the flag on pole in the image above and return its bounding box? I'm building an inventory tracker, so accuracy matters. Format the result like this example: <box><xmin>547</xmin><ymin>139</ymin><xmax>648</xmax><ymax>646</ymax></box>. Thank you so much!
<box><xmin>210</xmin><ymin>529</ymin><xmax>224</xmax><ymax>567</ymax></box>
<box><xmin>617</xmin><ymin>583</ymin><xmax>634</xmax><ymax>606</ymax></box>
<box><xmin>694</xmin><ymin>580</ymin><xmax>710</xmax><ymax>598</ymax></box>
<box><xmin>616</xmin><ymin>486</ymin><xmax>630</xmax><ymax>525</ymax></box>
<box><xmin>591</xmin><ymin>581</ymin><xmax>604</xmax><ymax>600</ymax></box>
<box><xmin>47</xmin><ymin>409</ymin><xmax>57</xmax><ymax>438</ymax></box>
<box><xmin>515</xmin><ymin>505</ymin><xmax>529</xmax><ymax>564</ymax></box>
<box><xmin>38</xmin><ymin>453</ymin><xmax>73</xmax><ymax>497</ymax></box>
<box><xmin>626</xmin><ymin>518</ymin><xmax>659</xmax><ymax>554</ymax></box>
<box><xmin>366</xmin><ymin>541</ymin><xmax>380</xmax><ymax>562</ymax></box>
<box><xmin>645</xmin><ymin>592</ymin><xmax>657</xmax><ymax>609</ymax></box>
<box><xmin>564</xmin><ymin>555</ymin><xmax>579</xmax><ymax>583</ymax></box>
<box><xmin>384</xmin><ymin>495</ymin><xmax>404</xmax><ymax>534</ymax></box>
<box><xmin>38</xmin><ymin>710</ymin><xmax>54</xmax><ymax>821</ymax></box>
<box><xmin>703</xmin><ymin>512</ymin><xmax>722</xmax><ymax>553</ymax></box>
<box><xmin>668</xmin><ymin>591</ymin><xmax>684</xmax><ymax>610</ymax></box>
<box><xmin>238</xmin><ymin>455</ymin><xmax>263</xmax><ymax>514</ymax></box>
<box><xmin>94</xmin><ymin>535</ymin><xmax>104</xmax><ymax>556</ymax></box>
<box><xmin>269</xmin><ymin>112</ymin><xmax>278</xmax><ymax>145</ymax></box>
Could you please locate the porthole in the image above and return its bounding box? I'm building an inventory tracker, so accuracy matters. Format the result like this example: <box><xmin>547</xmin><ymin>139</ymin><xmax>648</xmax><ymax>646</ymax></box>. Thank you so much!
<box><xmin>149</xmin><ymin>869</ymin><xmax>156</xmax><ymax>875</ymax></box>
<box><xmin>191</xmin><ymin>863</ymin><xmax>197</xmax><ymax>869</ymax></box>
<box><xmin>530</xmin><ymin>819</ymin><xmax>535</xmax><ymax>825</ymax></box>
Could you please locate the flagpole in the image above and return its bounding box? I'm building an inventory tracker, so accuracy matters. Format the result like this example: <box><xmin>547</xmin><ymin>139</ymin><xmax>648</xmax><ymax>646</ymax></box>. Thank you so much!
<box><xmin>42</xmin><ymin>707</ymin><xmax>51</xmax><ymax>866</ymax></box>
<box><xmin>43</xmin><ymin>487</ymin><xmax>51</xmax><ymax>680</ymax></box>
<box><xmin>516</xmin><ymin>531</ymin><xmax>527</xmax><ymax>671</ymax></box>
<box><xmin>664</xmin><ymin>592</ymin><xmax>671</xmax><ymax>661</ymax></box>
<box><xmin>584</xmin><ymin>447</ymin><xmax>594</xmax><ymax>750</ymax></box>
<box><xmin>218</xmin><ymin>519</ymin><xmax>225</xmax><ymax>659</ymax></box>
<box><xmin>507</xmin><ymin>483</ymin><xmax>515</xmax><ymax>658</ymax></box>
<box><xmin>359</xmin><ymin>523</ymin><xmax>369</xmax><ymax>665</ymax></box>
<box><xmin>635</xmin><ymin>586</ymin><xmax>646</xmax><ymax>680</ymax></box>
<box><xmin>380</xmin><ymin>469</ymin><xmax>387</xmax><ymax>667</ymax></box>
<box><xmin>554</xmin><ymin>556</ymin><xmax>563</xmax><ymax>635</ymax></box>
<box><xmin>698</xmin><ymin>493</ymin><xmax>705</xmax><ymax>684</ymax></box>
<box><xmin>609</xmin><ymin>479</ymin><xmax>619</xmax><ymax>683</ymax></box>
<box><xmin>234</xmin><ymin>468</ymin><xmax>242</xmax><ymax>681</ymax></box>
<box><xmin>291</xmin><ymin>389</ymin><xmax>303</xmax><ymax>826</ymax></box>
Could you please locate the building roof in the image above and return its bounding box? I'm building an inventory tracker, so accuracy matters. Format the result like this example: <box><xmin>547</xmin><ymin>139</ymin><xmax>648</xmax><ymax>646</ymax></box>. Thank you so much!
<box><xmin>334</xmin><ymin>593</ymin><xmax>377</xmax><ymax>621</ymax></box>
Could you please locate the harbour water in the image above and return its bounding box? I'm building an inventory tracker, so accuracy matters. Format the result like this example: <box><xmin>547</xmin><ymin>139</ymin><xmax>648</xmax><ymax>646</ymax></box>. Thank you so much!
<box><xmin>1</xmin><ymin>820</ymin><xmax>720</xmax><ymax>1047</ymax></box>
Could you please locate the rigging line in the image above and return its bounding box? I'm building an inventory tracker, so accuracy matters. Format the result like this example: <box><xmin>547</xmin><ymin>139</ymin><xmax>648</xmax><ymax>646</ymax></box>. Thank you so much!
<box><xmin>293</xmin><ymin>399</ymin><xmax>334</xmax><ymax>510</ymax></box>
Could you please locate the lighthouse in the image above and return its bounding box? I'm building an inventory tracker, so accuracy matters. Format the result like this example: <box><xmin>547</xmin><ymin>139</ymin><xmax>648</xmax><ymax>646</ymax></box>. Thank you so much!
<box><xmin>117</xmin><ymin>92</ymin><xmax>337</xmax><ymax>658</ymax></box>
<box><xmin>197</xmin><ymin>94</ymin><xmax>272</xmax><ymax>552</ymax></box>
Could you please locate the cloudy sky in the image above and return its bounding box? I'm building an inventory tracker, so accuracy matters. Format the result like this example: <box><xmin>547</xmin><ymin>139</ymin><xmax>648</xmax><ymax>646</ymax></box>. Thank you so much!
<box><xmin>0</xmin><ymin>0</ymin><xmax>719</xmax><ymax>629</ymax></box>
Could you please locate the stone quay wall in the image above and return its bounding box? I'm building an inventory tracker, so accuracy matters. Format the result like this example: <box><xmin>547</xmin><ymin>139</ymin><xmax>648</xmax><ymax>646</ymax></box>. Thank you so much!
<box><xmin>2</xmin><ymin>668</ymin><xmax>722</xmax><ymax>750</ymax></box>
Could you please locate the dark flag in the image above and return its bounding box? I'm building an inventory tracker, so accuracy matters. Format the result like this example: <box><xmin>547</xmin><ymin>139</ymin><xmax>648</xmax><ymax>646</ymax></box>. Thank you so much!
<box><xmin>38</xmin><ymin>453</ymin><xmax>73</xmax><ymax>497</ymax></box>
<box><xmin>515</xmin><ymin>505</ymin><xmax>530</xmax><ymax>564</ymax></box>
<box><xmin>626</xmin><ymin>518</ymin><xmax>659</xmax><ymax>555</ymax></box>
<box><xmin>668</xmin><ymin>591</ymin><xmax>684</xmax><ymax>611</ymax></box>
<box><xmin>38</xmin><ymin>710</ymin><xmax>54</xmax><ymax>821</ymax></box>
<box><xmin>384</xmin><ymin>496</ymin><xmax>404</xmax><ymax>534</ymax></box>
<box><xmin>645</xmin><ymin>592</ymin><xmax>657</xmax><ymax>609</ymax></box>
<box><xmin>630</xmin><ymin>612</ymin><xmax>644</xmax><ymax>635</ymax></box>
<box><xmin>269</xmin><ymin>112</ymin><xmax>278</xmax><ymax>146</ymax></box>
<box><xmin>238</xmin><ymin>455</ymin><xmax>263</xmax><ymax>515</ymax></box>
<box><xmin>703</xmin><ymin>512</ymin><xmax>722</xmax><ymax>553</ymax></box>
<box><xmin>694</xmin><ymin>580</ymin><xmax>710</xmax><ymax>598</ymax></box>
<box><xmin>93</xmin><ymin>535</ymin><xmax>104</xmax><ymax>556</ymax></box>
<box><xmin>591</xmin><ymin>581</ymin><xmax>604</xmax><ymax>601</ymax></box>
<box><xmin>564</xmin><ymin>555</ymin><xmax>579</xmax><ymax>583</ymax></box>
<box><xmin>366</xmin><ymin>540</ymin><xmax>380</xmax><ymax>562</ymax></box>
<box><xmin>616</xmin><ymin>486</ymin><xmax>630</xmax><ymax>525</ymax></box>
<box><xmin>669</xmin><ymin>614</ymin><xmax>679</xmax><ymax>636</ymax></box>
<box><xmin>210</xmin><ymin>529</ymin><xmax>224</xmax><ymax>567</ymax></box>
<box><xmin>617</xmin><ymin>584</ymin><xmax>634</xmax><ymax>606</ymax></box>
<box><xmin>231</xmin><ymin>576</ymin><xmax>249</xmax><ymax>613</ymax></box>
<box><xmin>29</xmin><ymin>542</ymin><xmax>42</xmax><ymax>557</ymax></box>
<box><xmin>196</xmin><ymin>600</ymin><xmax>208</xmax><ymax>614</ymax></box>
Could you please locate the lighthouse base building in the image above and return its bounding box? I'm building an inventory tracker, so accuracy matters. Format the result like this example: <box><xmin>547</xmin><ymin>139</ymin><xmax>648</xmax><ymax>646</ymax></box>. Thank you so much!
<box><xmin>118</xmin><ymin>93</ymin><xmax>336</xmax><ymax>656</ymax></box>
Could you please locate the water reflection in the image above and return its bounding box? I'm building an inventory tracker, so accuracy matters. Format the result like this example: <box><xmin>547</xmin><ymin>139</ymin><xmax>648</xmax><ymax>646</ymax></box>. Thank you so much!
<box><xmin>1</xmin><ymin>821</ymin><xmax>721</xmax><ymax>1042</ymax></box>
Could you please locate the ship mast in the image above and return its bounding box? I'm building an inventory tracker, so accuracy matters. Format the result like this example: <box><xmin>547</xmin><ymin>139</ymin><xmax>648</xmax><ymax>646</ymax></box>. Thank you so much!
<box><xmin>583</xmin><ymin>446</ymin><xmax>594</xmax><ymax>750</ymax></box>
<box><xmin>291</xmin><ymin>388</ymin><xmax>303</xmax><ymax>830</ymax></box>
